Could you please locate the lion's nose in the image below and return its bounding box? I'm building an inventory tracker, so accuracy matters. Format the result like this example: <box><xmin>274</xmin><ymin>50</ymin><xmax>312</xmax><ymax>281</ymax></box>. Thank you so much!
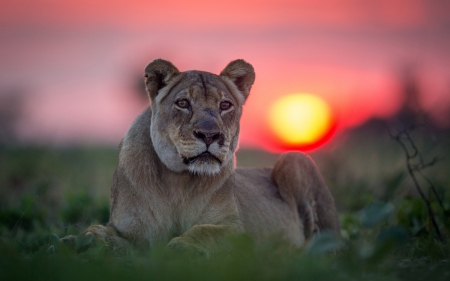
<box><xmin>193</xmin><ymin>130</ymin><xmax>223</xmax><ymax>147</ymax></box>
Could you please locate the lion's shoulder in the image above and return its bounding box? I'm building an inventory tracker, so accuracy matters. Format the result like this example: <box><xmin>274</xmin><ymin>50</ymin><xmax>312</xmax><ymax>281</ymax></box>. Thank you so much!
<box><xmin>121</xmin><ymin>107</ymin><xmax>152</xmax><ymax>148</ymax></box>
<box><xmin>115</xmin><ymin>107</ymin><xmax>159</xmax><ymax>181</ymax></box>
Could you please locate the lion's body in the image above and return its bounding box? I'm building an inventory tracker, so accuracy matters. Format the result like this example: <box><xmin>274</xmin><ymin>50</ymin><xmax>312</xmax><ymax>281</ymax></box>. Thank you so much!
<box><xmin>235</xmin><ymin>167</ymin><xmax>306</xmax><ymax>245</ymax></box>
<box><xmin>73</xmin><ymin>59</ymin><xmax>339</xmax><ymax>254</ymax></box>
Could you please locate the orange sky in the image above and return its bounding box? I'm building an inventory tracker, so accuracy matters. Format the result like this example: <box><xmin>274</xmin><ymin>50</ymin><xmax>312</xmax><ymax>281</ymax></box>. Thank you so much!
<box><xmin>1</xmin><ymin>0</ymin><xmax>450</xmax><ymax>150</ymax></box>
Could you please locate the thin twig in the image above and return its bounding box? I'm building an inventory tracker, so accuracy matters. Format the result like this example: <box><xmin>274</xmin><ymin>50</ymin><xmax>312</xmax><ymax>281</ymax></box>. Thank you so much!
<box><xmin>391</xmin><ymin>128</ymin><xmax>444</xmax><ymax>242</ymax></box>
<box><xmin>417</xmin><ymin>170</ymin><xmax>449</xmax><ymax>216</ymax></box>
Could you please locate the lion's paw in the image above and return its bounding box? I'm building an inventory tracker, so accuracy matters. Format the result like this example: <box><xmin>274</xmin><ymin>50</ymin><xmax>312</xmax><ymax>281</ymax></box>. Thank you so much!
<box><xmin>60</xmin><ymin>234</ymin><xmax>77</xmax><ymax>248</ymax></box>
<box><xmin>58</xmin><ymin>232</ymin><xmax>96</xmax><ymax>252</ymax></box>
<box><xmin>55</xmin><ymin>225</ymin><xmax>108</xmax><ymax>253</ymax></box>
<box><xmin>166</xmin><ymin>237</ymin><xmax>209</xmax><ymax>258</ymax></box>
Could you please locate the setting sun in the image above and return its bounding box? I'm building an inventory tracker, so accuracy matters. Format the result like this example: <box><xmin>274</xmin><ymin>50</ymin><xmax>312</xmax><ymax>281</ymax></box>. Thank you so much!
<box><xmin>268</xmin><ymin>93</ymin><xmax>333</xmax><ymax>149</ymax></box>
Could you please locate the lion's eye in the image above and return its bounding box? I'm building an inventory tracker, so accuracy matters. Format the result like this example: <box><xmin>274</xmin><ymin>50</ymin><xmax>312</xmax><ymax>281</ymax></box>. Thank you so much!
<box><xmin>176</xmin><ymin>99</ymin><xmax>190</xmax><ymax>109</ymax></box>
<box><xmin>220</xmin><ymin>101</ymin><xmax>232</xmax><ymax>110</ymax></box>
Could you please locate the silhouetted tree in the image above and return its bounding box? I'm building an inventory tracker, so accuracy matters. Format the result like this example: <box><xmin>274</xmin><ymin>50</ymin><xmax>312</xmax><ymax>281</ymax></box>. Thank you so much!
<box><xmin>0</xmin><ymin>88</ymin><xmax>25</xmax><ymax>144</ymax></box>
<box><xmin>395</xmin><ymin>66</ymin><xmax>424</xmax><ymax>128</ymax></box>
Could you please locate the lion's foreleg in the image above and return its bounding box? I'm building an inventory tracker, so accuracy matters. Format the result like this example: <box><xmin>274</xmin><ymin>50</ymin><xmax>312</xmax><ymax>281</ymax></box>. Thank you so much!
<box><xmin>167</xmin><ymin>224</ymin><xmax>241</xmax><ymax>257</ymax></box>
<box><xmin>60</xmin><ymin>224</ymin><xmax>132</xmax><ymax>252</ymax></box>
<box><xmin>85</xmin><ymin>224</ymin><xmax>132</xmax><ymax>250</ymax></box>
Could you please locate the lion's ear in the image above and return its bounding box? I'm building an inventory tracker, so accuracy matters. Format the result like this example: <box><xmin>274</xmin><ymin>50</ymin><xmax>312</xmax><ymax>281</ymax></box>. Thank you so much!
<box><xmin>220</xmin><ymin>59</ymin><xmax>255</xmax><ymax>100</ymax></box>
<box><xmin>144</xmin><ymin>59</ymin><xmax>180</xmax><ymax>100</ymax></box>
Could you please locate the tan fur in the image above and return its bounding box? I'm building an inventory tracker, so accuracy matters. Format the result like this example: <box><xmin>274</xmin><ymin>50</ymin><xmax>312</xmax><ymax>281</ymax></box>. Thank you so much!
<box><xmin>67</xmin><ymin>59</ymin><xmax>339</xmax><ymax>255</ymax></box>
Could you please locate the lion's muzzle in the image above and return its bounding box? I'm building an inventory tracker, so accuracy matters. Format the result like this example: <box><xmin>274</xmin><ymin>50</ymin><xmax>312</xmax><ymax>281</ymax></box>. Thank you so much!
<box><xmin>183</xmin><ymin>151</ymin><xmax>222</xmax><ymax>165</ymax></box>
<box><xmin>193</xmin><ymin>130</ymin><xmax>224</xmax><ymax>147</ymax></box>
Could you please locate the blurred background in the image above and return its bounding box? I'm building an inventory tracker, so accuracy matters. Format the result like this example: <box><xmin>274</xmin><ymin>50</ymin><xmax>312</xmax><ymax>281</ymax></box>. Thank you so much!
<box><xmin>1</xmin><ymin>0</ymin><xmax>450</xmax><ymax>148</ymax></box>
<box><xmin>1</xmin><ymin>0</ymin><xmax>449</xmax><ymax>237</ymax></box>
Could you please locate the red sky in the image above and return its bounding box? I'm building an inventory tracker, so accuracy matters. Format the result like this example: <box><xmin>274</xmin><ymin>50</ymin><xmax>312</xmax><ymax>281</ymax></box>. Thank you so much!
<box><xmin>1</xmin><ymin>0</ymin><xmax>450</xmax><ymax>150</ymax></box>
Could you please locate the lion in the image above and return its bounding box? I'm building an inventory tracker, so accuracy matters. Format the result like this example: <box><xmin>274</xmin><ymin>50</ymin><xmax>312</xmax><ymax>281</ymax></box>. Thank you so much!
<box><xmin>62</xmin><ymin>59</ymin><xmax>339</xmax><ymax>255</ymax></box>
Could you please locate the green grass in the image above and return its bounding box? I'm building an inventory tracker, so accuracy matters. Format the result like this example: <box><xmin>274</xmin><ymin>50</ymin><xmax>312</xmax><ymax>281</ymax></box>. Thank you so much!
<box><xmin>0</xmin><ymin>127</ymin><xmax>449</xmax><ymax>280</ymax></box>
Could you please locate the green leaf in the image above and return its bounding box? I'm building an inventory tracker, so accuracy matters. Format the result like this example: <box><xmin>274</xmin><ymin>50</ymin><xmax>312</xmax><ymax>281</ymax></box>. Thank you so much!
<box><xmin>306</xmin><ymin>232</ymin><xmax>343</xmax><ymax>255</ymax></box>
<box><xmin>360</xmin><ymin>202</ymin><xmax>394</xmax><ymax>228</ymax></box>
<box><xmin>75</xmin><ymin>233</ymin><xmax>93</xmax><ymax>251</ymax></box>
<box><xmin>48</xmin><ymin>233</ymin><xmax>61</xmax><ymax>246</ymax></box>
<box><xmin>377</xmin><ymin>226</ymin><xmax>408</xmax><ymax>245</ymax></box>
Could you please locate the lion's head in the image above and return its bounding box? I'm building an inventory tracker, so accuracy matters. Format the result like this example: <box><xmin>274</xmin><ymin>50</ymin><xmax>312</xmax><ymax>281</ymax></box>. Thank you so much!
<box><xmin>144</xmin><ymin>59</ymin><xmax>255</xmax><ymax>175</ymax></box>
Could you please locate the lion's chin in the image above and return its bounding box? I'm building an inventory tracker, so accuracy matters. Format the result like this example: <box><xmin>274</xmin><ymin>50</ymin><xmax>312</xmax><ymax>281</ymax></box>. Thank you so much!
<box><xmin>183</xmin><ymin>152</ymin><xmax>223</xmax><ymax>176</ymax></box>
<box><xmin>187</xmin><ymin>162</ymin><xmax>221</xmax><ymax>176</ymax></box>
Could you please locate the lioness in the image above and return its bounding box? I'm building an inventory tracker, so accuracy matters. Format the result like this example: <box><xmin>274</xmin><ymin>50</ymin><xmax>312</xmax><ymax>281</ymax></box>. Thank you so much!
<box><xmin>66</xmin><ymin>59</ymin><xmax>339</xmax><ymax>255</ymax></box>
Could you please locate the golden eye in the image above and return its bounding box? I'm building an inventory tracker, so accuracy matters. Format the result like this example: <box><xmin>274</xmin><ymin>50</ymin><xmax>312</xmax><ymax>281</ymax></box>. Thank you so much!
<box><xmin>220</xmin><ymin>101</ymin><xmax>232</xmax><ymax>110</ymax></box>
<box><xmin>176</xmin><ymin>99</ymin><xmax>190</xmax><ymax>108</ymax></box>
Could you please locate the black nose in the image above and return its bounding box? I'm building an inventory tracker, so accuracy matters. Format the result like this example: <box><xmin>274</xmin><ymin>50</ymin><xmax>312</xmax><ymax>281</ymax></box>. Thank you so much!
<box><xmin>194</xmin><ymin>130</ymin><xmax>223</xmax><ymax>147</ymax></box>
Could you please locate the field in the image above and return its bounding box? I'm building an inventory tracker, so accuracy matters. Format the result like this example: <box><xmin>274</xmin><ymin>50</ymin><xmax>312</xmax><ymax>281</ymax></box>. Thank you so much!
<box><xmin>1</xmin><ymin>125</ymin><xmax>449</xmax><ymax>281</ymax></box>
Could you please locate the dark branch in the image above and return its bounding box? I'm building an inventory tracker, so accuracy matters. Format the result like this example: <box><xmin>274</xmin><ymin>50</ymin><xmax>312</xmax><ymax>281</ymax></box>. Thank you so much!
<box><xmin>391</xmin><ymin>127</ymin><xmax>445</xmax><ymax>243</ymax></box>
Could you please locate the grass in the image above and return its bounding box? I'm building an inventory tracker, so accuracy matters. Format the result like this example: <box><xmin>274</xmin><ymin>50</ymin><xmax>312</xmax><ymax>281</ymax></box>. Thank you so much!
<box><xmin>0</xmin><ymin>126</ymin><xmax>449</xmax><ymax>280</ymax></box>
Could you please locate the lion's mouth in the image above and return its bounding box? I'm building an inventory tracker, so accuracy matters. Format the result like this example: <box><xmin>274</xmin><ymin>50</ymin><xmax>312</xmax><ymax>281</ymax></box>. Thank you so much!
<box><xmin>182</xmin><ymin>151</ymin><xmax>222</xmax><ymax>165</ymax></box>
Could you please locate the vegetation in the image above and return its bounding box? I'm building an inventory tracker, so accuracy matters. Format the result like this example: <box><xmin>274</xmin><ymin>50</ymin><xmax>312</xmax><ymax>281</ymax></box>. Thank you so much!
<box><xmin>0</xmin><ymin>127</ymin><xmax>449</xmax><ymax>281</ymax></box>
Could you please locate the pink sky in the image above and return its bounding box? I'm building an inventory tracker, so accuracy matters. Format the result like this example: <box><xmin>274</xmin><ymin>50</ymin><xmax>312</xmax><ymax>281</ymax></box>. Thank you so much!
<box><xmin>1</xmin><ymin>0</ymin><xmax>450</xmax><ymax>149</ymax></box>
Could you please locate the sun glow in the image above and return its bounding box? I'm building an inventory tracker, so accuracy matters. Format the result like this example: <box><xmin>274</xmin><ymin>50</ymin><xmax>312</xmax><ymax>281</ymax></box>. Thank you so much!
<box><xmin>269</xmin><ymin>93</ymin><xmax>333</xmax><ymax>149</ymax></box>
